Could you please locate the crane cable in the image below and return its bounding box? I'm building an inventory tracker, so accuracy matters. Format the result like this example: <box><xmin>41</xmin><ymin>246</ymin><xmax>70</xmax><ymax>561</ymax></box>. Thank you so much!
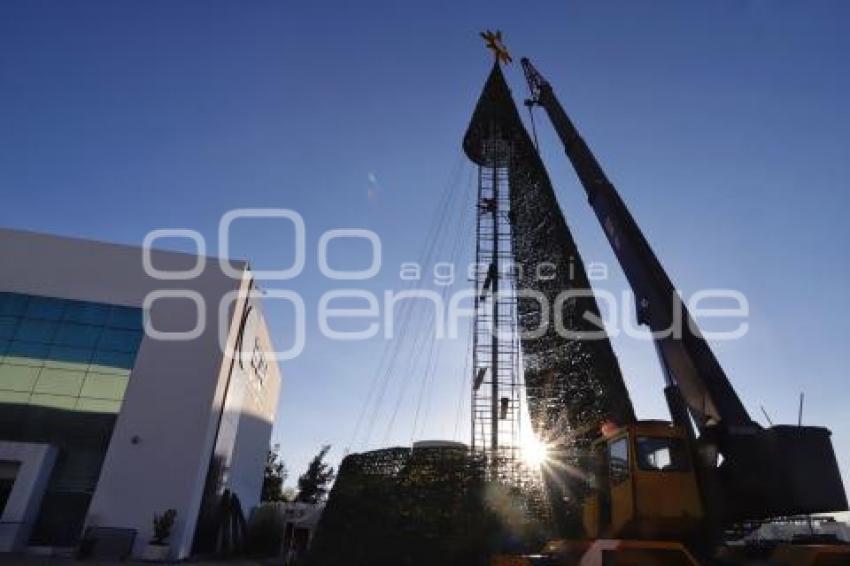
<box><xmin>526</xmin><ymin>101</ymin><xmax>541</xmax><ymax>153</ymax></box>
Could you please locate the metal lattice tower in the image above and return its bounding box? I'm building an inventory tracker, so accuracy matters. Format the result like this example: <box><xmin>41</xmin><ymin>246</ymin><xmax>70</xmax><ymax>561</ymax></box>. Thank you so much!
<box><xmin>471</xmin><ymin>137</ymin><xmax>523</xmax><ymax>482</ymax></box>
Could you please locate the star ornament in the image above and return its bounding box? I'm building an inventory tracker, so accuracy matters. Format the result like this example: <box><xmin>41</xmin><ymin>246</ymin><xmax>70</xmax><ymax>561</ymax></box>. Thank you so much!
<box><xmin>480</xmin><ymin>30</ymin><xmax>512</xmax><ymax>64</ymax></box>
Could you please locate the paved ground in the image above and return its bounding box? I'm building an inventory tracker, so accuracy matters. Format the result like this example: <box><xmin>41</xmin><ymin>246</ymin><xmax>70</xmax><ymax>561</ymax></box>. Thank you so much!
<box><xmin>0</xmin><ymin>555</ymin><xmax>281</xmax><ymax>566</ymax></box>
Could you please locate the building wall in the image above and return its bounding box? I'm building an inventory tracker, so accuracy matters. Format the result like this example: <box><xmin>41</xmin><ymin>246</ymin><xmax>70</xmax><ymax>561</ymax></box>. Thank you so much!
<box><xmin>0</xmin><ymin>228</ymin><xmax>281</xmax><ymax>559</ymax></box>
<box><xmin>225</xmin><ymin>305</ymin><xmax>280</xmax><ymax>510</ymax></box>
<box><xmin>192</xmin><ymin>302</ymin><xmax>281</xmax><ymax>553</ymax></box>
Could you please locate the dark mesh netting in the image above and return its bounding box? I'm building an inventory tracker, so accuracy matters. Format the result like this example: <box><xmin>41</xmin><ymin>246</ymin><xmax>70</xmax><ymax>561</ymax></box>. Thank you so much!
<box><xmin>307</xmin><ymin>446</ymin><xmax>546</xmax><ymax>565</ymax></box>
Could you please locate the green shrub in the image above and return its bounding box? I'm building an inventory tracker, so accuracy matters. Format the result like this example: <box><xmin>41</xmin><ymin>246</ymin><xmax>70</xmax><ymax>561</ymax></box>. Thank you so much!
<box><xmin>245</xmin><ymin>503</ymin><xmax>284</xmax><ymax>556</ymax></box>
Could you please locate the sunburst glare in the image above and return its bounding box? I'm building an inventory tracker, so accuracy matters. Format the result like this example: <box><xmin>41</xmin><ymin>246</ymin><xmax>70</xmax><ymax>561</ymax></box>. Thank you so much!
<box><xmin>522</xmin><ymin>432</ymin><xmax>551</xmax><ymax>468</ymax></box>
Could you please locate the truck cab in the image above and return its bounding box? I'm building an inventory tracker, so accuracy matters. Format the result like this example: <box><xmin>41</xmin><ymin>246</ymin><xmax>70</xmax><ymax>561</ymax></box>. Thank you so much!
<box><xmin>583</xmin><ymin>420</ymin><xmax>703</xmax><ymax>541</ymax></box>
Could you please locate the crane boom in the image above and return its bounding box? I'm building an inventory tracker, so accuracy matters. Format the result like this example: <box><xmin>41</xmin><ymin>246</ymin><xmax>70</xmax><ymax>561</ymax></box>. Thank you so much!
<box><xmin>520</xmin><ymin>57</ymin><xmax>751</xmax><ymax>434</ymax></box>
<box><xmin>520</xmin><ymin>56</ymin><xmax>847</xmax><ymax>522</ymax></box>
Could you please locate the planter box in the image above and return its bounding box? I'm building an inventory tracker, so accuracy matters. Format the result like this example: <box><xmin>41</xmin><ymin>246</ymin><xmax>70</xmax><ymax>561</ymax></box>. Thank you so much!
<box><xmin>141</xmin><ymin>543</ymin><xmax>170</xmax><ymax>562</ymax></box>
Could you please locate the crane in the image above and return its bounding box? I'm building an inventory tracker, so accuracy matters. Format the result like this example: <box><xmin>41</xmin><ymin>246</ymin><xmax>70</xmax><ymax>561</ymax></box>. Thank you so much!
<box><xmin>517</xmin><ymin>56</ymin><xmax>848</xmax><ymax>561</ymax></box>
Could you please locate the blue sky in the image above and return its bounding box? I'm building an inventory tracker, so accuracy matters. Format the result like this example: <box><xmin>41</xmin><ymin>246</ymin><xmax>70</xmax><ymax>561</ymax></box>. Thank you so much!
<box><xmin>1</xmin><ymin>1</ymin><xmax>848</xmax><ymax>495</ymax></box>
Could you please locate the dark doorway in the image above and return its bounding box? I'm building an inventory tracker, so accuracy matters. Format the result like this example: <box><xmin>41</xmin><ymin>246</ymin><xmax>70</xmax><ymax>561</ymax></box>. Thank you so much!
<box><xmin>0</xmin><ymin>461</ymin><xmax>20</xmax><ymax>516</ymax></box>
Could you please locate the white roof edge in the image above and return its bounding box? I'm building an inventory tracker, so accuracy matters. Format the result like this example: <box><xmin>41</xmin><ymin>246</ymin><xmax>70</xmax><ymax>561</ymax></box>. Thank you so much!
<box><xmin>0</xmin><ymin>226</ymin><xmax>249</xmax><ymax>268</ymax></box>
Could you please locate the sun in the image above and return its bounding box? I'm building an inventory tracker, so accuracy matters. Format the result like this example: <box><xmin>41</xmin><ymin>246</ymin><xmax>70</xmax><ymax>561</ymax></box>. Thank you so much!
<box><xmin>522</xmin><ymin>434</ymin><xmax>551</xmax><ymax>468</ymax></box>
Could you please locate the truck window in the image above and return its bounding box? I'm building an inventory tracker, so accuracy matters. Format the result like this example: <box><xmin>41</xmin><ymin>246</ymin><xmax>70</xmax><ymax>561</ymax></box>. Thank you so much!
<box><xmin>636</xmin><ymin>436</ymin><xmax>690</xmax><ymax>472</ymax></box>
<box><xmin>608</xmin><ymin>437</ymin><xmax>629</xmax><ymax>484</ymax></box>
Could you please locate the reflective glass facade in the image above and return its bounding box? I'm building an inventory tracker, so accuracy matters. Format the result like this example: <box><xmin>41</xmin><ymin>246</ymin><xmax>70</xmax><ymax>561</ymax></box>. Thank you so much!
<box><xmin>0</xmin><ymin>292</ymin><xmax>142</xmax><ymax>546</ymax></box>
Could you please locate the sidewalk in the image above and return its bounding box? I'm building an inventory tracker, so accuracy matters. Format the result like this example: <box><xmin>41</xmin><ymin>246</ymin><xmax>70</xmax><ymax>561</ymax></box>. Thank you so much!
<box><xmin>0</xmin><ymin>555</ymin><xmax>281</xmax><ymax>566</ymax></box>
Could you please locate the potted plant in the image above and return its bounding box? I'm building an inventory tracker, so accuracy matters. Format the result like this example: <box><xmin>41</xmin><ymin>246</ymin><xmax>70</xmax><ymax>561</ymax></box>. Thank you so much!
<box><xmin>142</xmin><ymin>508</ymin><xmax>177</xmax><ymax>562</ymax></box>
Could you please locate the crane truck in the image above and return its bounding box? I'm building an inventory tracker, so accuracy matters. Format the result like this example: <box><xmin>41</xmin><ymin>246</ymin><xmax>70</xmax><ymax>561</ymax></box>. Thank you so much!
<box><xmin>511</xmin><ymin>57</ymin><xmax>849</xmax><ymax>566</ymax></box>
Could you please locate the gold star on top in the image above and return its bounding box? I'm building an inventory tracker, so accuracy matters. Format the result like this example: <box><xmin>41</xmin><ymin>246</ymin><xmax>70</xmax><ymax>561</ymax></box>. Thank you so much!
<box><xmin>480</xmin><ymin>30</ymin><xmax>512</xmax><ymax>64</ymax></box>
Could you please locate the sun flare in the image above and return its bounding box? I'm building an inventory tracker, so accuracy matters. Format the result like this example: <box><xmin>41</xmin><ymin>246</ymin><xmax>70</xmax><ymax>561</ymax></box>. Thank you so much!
<box><xmin>522</xmin><ymin>434</ymin><xmax>551</xmax><ymax>468</ymax></box>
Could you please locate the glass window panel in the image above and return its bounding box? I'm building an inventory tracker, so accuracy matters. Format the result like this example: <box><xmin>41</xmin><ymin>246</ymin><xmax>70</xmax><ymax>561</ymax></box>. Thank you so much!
<box><xmin>46</xmin><ymin>346</ymin><xmax>93</xmax><ymax>370</ymax></box>
<box><xmin>108</xmin><ymin>306</ymin><xmax>143</xmax><ymax>330</ymax></box>
<box><xmin>0</xmin><ymin>316</ymin><xmax>18</xmax><ymax>340</ymax></box>
<box><xmin>636</xmin><ymin>437</ymin><xmax>690</xmax><ymax>472</ymax></box>
<box><xmin>89</xmin><ymin>350</ymin><xmax>135</xmax><ymax>375</ymax></box>
<box><xmin>0</xmin><ymin>390</ymin><xmax>30</xmax><ymax>405</ymax></box>
<box><xmin>0</xmin><ymin>364</ymin><xmax>40</xmax><ymax>392</ymax></box>
<box><xmin>0</xmin><ymin>293</ymin><xmax>28</xmax><ymax>316</ymax></box>
<box><xmin>609</xmin><ymin>437</ymin><xmax>630</xmax><ymax>484</ymax></box>
<box><xmin>53</xmin><ymin>323</ymin><xmax>101</xmax><ymax>349</ymax></box>
<box><xmin>63</xmin><ymin>302</ymin><xmax>109</xmax><ymax>325</ymax></box>
<box><xmin>75</xmin><ymin>398</ymin><xmax>121</xmax><ymax>414</ymax></box>
<box><xmin>34</xmin><ymin>368</ymin><xmax>85</xmax><ymax>397</ymax></box>
<box><xmin>14</xmin><ymin>320</ymin><xmax>57</xmax><ymax>343</ymax></box>
<box><xmin>80</xmin><ymin>374</ymin><xmax>128</xmax><ymax>401</ymax></box>
<box><xmin>0</xmin><ymin>339</ymin><xmax>9</xmax><ymax>357</ymax></box>
<box><xmin>97</xmin><ymin>328</ymin><xmax>142</xmax><ymax>353</ymax></box>
<box><xmin>25</xmin><ymin>297</ymin><xmax>66</xmax><ymax>321</ymax></box>
<box><xmin>29</xmin><ymin>393</ymin><xmax>77</xmax><ymax>410</ymax></box>
<box><xmin>5</xmin><ymin>341</ymin><xmax>50</xmax><ymax>366</ymax></box>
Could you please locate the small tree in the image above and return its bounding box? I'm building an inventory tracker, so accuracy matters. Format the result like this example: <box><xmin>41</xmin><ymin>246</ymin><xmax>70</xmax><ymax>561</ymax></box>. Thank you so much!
<box><xmin>296</xmin><ymin>445</ymin><xmax>336</xmax><ymax>503</ymax></box>
<box><xmin>261</xmin><ymin>445</ymin><xmax>288</xmax><ymax>502</ymax></box>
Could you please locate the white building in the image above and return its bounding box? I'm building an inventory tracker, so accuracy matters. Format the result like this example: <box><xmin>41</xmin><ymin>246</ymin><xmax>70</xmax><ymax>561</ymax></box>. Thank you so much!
<box><xmin>0</xmin><ymin>228</ymin><xmax>281</xmax><ymax>559</ymax></box>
